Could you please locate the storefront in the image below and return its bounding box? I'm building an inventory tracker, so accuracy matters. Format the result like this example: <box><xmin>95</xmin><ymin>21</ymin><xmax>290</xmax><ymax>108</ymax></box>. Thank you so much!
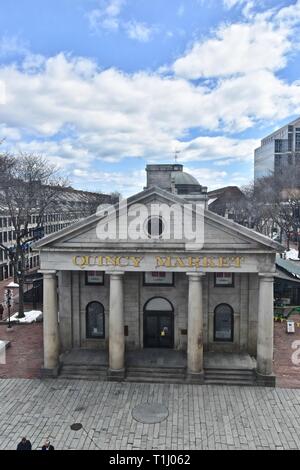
<box><xmin>35</xmin><ymin>164</ymin><xmax>283</xmax><ymax>386</ymax></box>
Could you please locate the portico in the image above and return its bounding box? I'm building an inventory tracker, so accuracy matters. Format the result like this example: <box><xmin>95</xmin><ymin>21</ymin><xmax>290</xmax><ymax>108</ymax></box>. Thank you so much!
<box><xmin>35</xmin><ymin>165</ymin><xmax>283</xmax><ymax>386</ymax></box>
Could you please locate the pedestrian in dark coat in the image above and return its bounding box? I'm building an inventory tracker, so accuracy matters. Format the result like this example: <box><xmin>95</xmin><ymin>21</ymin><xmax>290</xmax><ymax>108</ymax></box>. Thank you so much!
<box><xmin>41</xmin><ymin>439</ymin><xmax>54</xmax><ymax>450</ymax></box>
<box><xmin>0</xmin><ymin>304</ymin><xmax>4</xmax><ymax>320</ymax></box>
<box><xmin>17</xmin><ymin>437</ymin><xmax>32</xmax><ymax>450</ymax></box>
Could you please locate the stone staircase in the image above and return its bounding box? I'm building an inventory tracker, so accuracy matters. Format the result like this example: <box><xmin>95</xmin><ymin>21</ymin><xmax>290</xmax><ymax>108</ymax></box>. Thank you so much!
<box><xmin>204</xmin><ymin>368</ymin><xmax>256</xmax><ymax>386</ymax></box>
<box><xmin>58</xmin><ymin>364</ymin><xmax>256</xmax><ymax>385</ymax></box>
<box><xmin>59</xmin><ymin>363</ymin><xmax>108</xmax><ymax>381</ymax></box>
<box><xmin>58</xmin><ymin>350</ymin><xmax>258</xmax><ymax>386</ymax></box>
<box><xmin>125</xmin><ymin>366</ymin><xmax>187</xmax><ymax>384</ymax></box>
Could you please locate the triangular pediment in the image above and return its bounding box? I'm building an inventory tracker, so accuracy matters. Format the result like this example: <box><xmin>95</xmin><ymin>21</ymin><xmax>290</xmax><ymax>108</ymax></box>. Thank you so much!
<box><xmin>34</xmin><ymin>186</ymin><xmax>283</xmax><ymax>253</ymax></box>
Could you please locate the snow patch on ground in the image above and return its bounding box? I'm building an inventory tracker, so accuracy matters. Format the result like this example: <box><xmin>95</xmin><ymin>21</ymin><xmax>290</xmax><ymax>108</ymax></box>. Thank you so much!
<box><xmin>7</xmin><ymin>310</ymin><xmax>43</xmax><ymax>323</ymax></box>
<box><xmin>286</xmin><ymin>249</ymin><xmax>300</xmax><ymax>261</ymax></box>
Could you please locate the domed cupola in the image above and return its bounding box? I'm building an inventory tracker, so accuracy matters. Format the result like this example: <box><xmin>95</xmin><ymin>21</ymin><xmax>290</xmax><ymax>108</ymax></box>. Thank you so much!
<box><xmin>171</xmin><ymin>171</ymin><xmax>203</xmax><ymax>195</ymax></box>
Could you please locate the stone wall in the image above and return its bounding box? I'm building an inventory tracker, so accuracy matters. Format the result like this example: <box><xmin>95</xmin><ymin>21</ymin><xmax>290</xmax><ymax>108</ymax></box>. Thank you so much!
<box><xmin>58</xmin><ymin>270</ymin><xmax>259</xmax><ymax>355</ymax></box>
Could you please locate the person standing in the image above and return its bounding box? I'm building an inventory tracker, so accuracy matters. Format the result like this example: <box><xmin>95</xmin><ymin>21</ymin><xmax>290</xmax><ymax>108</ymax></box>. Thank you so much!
<box><xmin>17</xmin><ymin>437</ymin><xmax>32</xmax><ymax>450</ymax></box>
<box><xmin>41</xmin><ymin>439</ymin><xmax>54</xmax><ymax>450</ymax></box>
<box><xmin>0</xmin><ymin>304</ymin><xmax>4</xmax><ymax>321</ymax></box>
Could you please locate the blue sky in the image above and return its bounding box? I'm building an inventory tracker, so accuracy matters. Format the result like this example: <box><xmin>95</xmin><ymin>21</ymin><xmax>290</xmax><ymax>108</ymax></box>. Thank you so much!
<box><xmin>0</xmin><ymin>0</ymin><xmax>300</xmax><ymax>195</ymax></box>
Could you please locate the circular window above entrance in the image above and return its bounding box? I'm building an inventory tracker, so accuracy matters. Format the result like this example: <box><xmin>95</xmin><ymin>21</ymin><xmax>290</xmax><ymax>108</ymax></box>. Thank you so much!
<box><xmin>146</xmin><ymin>217</ymin><xmax>164</xmax><ymax>238</ymax></box>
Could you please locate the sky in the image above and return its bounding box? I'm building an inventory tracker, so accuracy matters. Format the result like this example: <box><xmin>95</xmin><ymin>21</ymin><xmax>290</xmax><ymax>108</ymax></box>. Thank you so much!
<box><xmin>0</xmin><ymin>0</ymin><xmax>300</xmax><ymax>196</ymax></box>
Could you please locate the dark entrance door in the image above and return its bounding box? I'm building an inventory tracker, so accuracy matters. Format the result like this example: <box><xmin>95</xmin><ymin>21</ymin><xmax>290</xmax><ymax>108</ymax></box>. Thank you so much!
<box><xmin>144</xmin><ymin>298</ymin><xmax>174</xmax><ymax>349</ymax></box>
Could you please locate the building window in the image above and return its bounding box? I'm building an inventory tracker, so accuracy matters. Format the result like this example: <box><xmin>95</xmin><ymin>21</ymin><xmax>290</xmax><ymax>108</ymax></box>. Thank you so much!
<box><xmin>214</xmin><ymin>272</ymin><xmax>234</xmax><ymax>287</ymax></box>
<box><xmin>144</xmin><ymin>272</ymin><xmax>174</xmax><ymax>286</ymax></box>
<box><xmin>214</xmin><ymin>304</ymin><xmax>234</xmax><ymax>342</ymax></box>
<box><xmin>86</xmin><ymin>302</ymin><xmax>105</xmax><ymax>339</ymax></box>
<box><xmin>85</xmin><ymin>271</ymin><xmax>104</xmax><ymax>285</ymax></box>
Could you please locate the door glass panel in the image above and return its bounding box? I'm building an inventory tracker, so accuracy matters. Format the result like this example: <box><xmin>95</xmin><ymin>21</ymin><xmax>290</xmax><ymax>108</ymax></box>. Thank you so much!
<box><xmin>144</xmin><ymin>298</ymin><xmax>174</xmax><ymax>349</ymax></box>
<box><xmin>86</xmin><ymin>302</ymin><xmax>105</xmax><ymax>338</ymax></box>
<box><xmin>214</xmin><ymin>304</ymin><xmax>233</xmax><ymax>341</ymax></box>
<box><xmin>158</xmin><ymin>315</ymin><xmax>172</xmax><ymax>348</ymax></box>
<box><xmin>145</xmin><ymin>315</ymin><xmax>158</xmax><ymax>347</ymax></box>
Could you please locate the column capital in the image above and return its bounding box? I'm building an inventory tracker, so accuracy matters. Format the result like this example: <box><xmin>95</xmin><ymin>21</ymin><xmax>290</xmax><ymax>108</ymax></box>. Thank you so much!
<box><xmin>186</xmin><ymin>272</ymin><xmax>206</xmax><ymax>281</ymax></box>
<box><xmin>108</xmin><ymin>272</ymin><xmax>125</xmax><ymax>280</ymax></box>
<box><xmin>258</xmin><ymin>273</ymin><xmax>275</xmax><ymax>282</ymax></box>
<box><xmin>39</xmin><ymin>270</ymin><xmax>57</xmax><ymax>279</ymax></box>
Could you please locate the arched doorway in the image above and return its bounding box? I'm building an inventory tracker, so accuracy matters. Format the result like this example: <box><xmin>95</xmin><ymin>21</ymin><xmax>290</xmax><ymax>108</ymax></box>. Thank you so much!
<box><xmin>143</xmin><ymin>297</ymin><xmax>174</xmax><ymax>348</ymax></box>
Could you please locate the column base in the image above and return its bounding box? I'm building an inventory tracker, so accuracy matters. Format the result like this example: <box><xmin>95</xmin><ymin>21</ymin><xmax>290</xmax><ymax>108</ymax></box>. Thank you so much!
<box><xmin>187</xmin><ymin>371</ymin><xmax>205</xmax><ymax>384</ymax></box>
<box><xmin>255</xmin><ymin>370</ymin><xmax>276</xmax><ymax>387</ymax></box>
<box><xmin>41</xmin><ymin>365</ymin><xmax>61</xmax><ymax>378</ymax></box>
<box><xmin>107</xmin><ymin>368</ymin><xmax>125</xmax><ymax>382</ymax></box>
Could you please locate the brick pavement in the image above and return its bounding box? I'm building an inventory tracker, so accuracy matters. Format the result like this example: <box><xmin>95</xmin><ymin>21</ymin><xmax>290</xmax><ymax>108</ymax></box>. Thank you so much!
<box><xmin>274</xmin><ymin>314</ymin><xmax>300</xmax><ymax>389</ymax></box>
<box><xmin>0</xmin><ymin>379</ymin><xmax>300</xmax><ymax>450</ymax></box>
<box><xmin>0</xmin><ymin>324</ymin><xmax>43</xmax><ymax>379</ymax></box>
<box><xmin>1</xmin><ymin>318</ymin><xmax>300</xmax><ymax>387</ymax></box>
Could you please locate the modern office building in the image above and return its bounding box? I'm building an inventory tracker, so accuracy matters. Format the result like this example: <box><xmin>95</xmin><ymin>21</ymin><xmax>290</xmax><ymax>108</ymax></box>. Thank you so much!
<box><xmin>35</xmin><ymin>164</ymin><xmax>283</xmax><ymax>386</ymax></box>
<box><xmin>254</xmin><ymin>117</ymin><xmax>300</xmax><ymax>183</ymax></box>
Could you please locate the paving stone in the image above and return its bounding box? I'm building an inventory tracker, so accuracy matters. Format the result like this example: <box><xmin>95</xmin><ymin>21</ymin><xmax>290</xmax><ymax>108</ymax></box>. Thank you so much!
<box><xmin>1</xmin><ymin>378</ymin><xmax>300</xmax><ymax>449</ymax></box>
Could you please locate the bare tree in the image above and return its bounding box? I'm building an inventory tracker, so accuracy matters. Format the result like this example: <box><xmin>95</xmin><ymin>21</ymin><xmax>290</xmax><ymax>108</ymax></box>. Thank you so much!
<box><xmin>0</xmin><ymin>152</ymin><xmax>68</xmax><ymax>318</ymax></box>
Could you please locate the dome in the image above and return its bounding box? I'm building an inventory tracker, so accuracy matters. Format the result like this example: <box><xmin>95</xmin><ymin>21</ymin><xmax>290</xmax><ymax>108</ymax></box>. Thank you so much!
<box><xmin>172</xmin><ymin>171</ymin><xmax>200</xmax><ymax>186</ymax></box>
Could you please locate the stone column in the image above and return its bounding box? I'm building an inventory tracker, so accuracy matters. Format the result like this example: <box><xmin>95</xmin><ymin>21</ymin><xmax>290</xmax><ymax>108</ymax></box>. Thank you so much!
<box><xmin>42</xmin><ymin>271</ymin><xmax>60</xmax><ymax>374</ymax></box>
<box><xmin>187</xmin><ymin>272</ymin><xmax>205</xmax><ymax>380</ymax></box>
<box><xmin>108</xmin><ymin>272</ymin><xmax>125</xmax><ymax>378</ymax></box>
<box><xmin>257</xmin><ymin>273</ymin><xmax>274</xmax><ymax>377</ymax></box>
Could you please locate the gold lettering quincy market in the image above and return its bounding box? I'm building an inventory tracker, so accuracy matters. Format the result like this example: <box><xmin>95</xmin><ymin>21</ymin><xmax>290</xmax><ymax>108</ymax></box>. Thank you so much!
<box><xmin>72</xmin><ymin>255</ymin><xmax>244</xmax><ymax>270</ymax></box>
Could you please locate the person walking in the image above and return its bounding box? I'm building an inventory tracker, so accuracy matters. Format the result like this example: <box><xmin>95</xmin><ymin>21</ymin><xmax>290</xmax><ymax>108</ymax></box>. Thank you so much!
<box><xmin>0</xmin><ymin>304</ymin><xmax>4</xmax><ymax>321</ymax></box>
<box><xmin>41</xmin><ymin>439</ymin><xmax>54</xmax><ymax>450</ymax></box>
<box><xmin>17</xmin><ymin>437</ymin><xmax>32</xmax><ymax>450</ymax></box>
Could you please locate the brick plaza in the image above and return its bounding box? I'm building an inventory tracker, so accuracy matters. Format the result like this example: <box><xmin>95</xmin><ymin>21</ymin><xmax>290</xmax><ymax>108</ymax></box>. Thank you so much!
<box><xmin>0</xmin><ymin>378</ymin><xmax>300</xmax><ymax>450</ymax></box>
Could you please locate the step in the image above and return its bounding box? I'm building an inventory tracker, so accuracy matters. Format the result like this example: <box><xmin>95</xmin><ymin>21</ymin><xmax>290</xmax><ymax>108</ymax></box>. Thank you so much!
<box><xmin>125</xmin><ymin>376</ymin><xmax>186</xmax><ymax>384</ymax></box>
<box><xmin>205</xmin><ymin>368</ymin><xmax>254</xmax><ymax>374</ymax></box>
<box><xmin>205</xmin><ymin>371</ymin><xmax>254</xmax><ymax>377</ymax></box>
<box><xmin>62</xmin><ymin>367</ymin><xmax>107</xmax><ymax>374</ymax></box>
<box><xmin>204</xmin><ymin>380</ymin><xmax>255</xmax><ymax>386</ymax></box>
<box><xmin>62</xmin><ymin>364</ymin><xmax>107</xmax><ymax>370</ymax></box>
<box><xmin>59</xmin><ymin>374</ymin><xmax>105</xmax><ymax>381</ymax></box>
<box><xmin>127</xmin><ymin>366</ymin><xmax>186</xmax><ymax>374</ymax></box>
<box><xmin>204</xmin><ymin>372</ymin><xmax>254</xmax><ymax>377</ymax></box>
<box><xmin>127</xmin><ymin>374</ymin><xmax>186</xmax><ymax>382</ymax></box>
<box><xmin>126</xmin><ymin>367</ymin><xmax>186</xmax><ymax>375</ymax></box>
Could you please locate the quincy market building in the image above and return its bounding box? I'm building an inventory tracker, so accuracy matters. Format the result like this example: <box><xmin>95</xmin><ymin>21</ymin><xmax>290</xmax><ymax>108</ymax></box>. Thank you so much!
<box><xmin>35</xmin><ymin>165</ymin><xmax>283</xmax><ymax>386</ymax></box>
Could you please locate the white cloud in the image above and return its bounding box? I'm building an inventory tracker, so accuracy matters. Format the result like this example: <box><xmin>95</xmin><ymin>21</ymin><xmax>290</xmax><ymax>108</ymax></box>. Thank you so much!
<box><xmin>125</xmin><ymin>21</ymin><xmax>154</xmax><ymax>42</ymax></box>
<box><xmin>72</xmin><ymin>168</ymin><xmax>146</xmax><ymax>196</ymax></box>
<box><xmin>173</xmin><ymin>11</ymin><xmax>293</xmax><ymax>79</ymax></box>
<box><xmin>87</xmin><ymin>0</ymin><xmax>156</xmax><ymax>42</ymax></box>
<box><xmin>1</xmin><ymin>1</ymin><xmax>300</xmax><ymax>192</ymax></box>
<box><xmin>223</xmin><ymin>0</ymin><xmax>256</xmax><ymax>17</ymax></box>
<box><xmin>87</xmin><ymin>0</ymin><xmax>125</xmax><ymax>32</ymax></box>
<box><xmin>0</xmin><ymin>36</ymin><xmax>28</xmax><ymax>57</ymax></box>
<box><xmin>177</xmin><ymin>136</ymin><xmax>259</xmax><ymax>163</ymax></box>
<box><xmin>0</xmin><ymin>49</ymin><xmax>298</xmax><ymax>172</ymax></box>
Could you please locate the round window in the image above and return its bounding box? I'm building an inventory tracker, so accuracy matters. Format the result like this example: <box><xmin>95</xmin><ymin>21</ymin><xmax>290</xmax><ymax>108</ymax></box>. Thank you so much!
<box><xmin>146</xmin><ymin>217</ymin><xmax>164</xmax><ymax>238</ymax></box>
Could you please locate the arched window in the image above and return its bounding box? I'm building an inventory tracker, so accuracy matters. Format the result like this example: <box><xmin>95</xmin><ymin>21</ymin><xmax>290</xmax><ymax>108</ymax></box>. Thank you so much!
<box><xmin>86</xmin><ymin>302</ymin><xmax>105</xmax><ymax>339</ymax></box>
<box><xmin>214</xmin><ymin>304</ymin><xmax>234</xmax><ymax>342</ymax></box>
